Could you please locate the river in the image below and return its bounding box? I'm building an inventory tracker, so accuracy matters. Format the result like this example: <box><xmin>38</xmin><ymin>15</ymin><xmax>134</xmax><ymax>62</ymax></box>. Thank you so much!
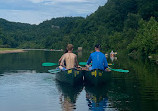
<box><xmin>0</xmin><ymin>50</ymin><xmax>158</xmax><ymax>111</ymax></box>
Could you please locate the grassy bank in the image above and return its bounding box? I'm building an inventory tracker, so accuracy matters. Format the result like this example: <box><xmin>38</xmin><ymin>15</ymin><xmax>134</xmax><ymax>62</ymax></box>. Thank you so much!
<box><xmin>0</xmin><ymin>48</ymin><xmax>25</xmax><ymax>54</ymax></box>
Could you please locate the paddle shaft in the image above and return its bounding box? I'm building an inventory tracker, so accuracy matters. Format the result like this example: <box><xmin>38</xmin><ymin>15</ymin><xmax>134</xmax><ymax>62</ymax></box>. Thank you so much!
<box><xmin>79</xmin><ymin>62</ymin><xmax>114</xmax><ymax>66</ymax></box>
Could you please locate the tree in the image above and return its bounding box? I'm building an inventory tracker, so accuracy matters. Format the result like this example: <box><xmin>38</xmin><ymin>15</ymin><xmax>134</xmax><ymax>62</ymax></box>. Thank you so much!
<box><xmin>127</xmin><ymin>17</ymin><xmax>158</xmax><ymax>55</ymax></box>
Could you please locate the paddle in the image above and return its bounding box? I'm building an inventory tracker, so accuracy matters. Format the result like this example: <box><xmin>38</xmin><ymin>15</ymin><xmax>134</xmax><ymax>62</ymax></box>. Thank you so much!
<box><xmin>43</xmin><ymin>62</ymin><xmax>129</xmax><ymax>73</ymax></box>
<box><xmin>108</xmin><ymin>67</ymin><xmax>129</xmax><ymax>73</ymax></box>
<box><xmin>79</xmin><ymin>62</ymin><xmax>114</xmax><ymax>66</ymax></box>
<box><xmin>42</xmin><ymin>62</ymin><xmax>58</xmax><ymax>66</ymax></box>
<box><xmin>42</xmin><ymin>62</ymin><xmax>113</xmax><ymax>67</ymax></box>
<box><xmin>48</xmin><ymin>68</ymin><xmax>61</xmax><ymax>74</ymax></box>
<box><xmin>79</xmin><ymin>62</ymin><xmax>129</xmax><ymax>73</ymax></box>
<box><xmin>42</xmin><ymin>63</ymin><xmax>61</xmax><ymax>73</ymax></box>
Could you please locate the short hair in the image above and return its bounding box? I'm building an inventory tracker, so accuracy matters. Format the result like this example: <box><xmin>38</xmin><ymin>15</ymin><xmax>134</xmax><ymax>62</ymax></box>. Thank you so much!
<box><xmin>67</xmin><ymin>44</ymin><xmax>74</xmax><ymax>51</ymax></box>
<box><xmin>95</xmin><ymin>44</ymin><xmax>101</xmax><ymax>49</ymax></box>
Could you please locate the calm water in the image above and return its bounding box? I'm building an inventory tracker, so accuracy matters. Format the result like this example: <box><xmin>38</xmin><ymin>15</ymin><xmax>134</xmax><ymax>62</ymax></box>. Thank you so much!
<box><xmin>0</xmin><ymin>50</ymin><xmax>158</xmax><ymax>111</ymax></box>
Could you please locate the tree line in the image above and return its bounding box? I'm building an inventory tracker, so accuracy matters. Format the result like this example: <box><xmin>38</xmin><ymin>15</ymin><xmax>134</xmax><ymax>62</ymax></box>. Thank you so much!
<box><xmin>0</xmin><ymin>0</ymin><xmax>157</xmax><ymax>56</ymax></box>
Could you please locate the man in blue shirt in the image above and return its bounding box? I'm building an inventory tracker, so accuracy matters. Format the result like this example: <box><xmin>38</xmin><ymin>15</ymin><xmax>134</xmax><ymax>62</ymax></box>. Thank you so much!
<box><xmin>86</xmin><ymin>44</ymin><xmax>108</xmax><ymax>70</ymax></box>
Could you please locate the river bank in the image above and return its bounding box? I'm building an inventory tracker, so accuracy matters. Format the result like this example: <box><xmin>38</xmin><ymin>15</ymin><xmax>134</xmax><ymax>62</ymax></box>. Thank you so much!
<box><xmin>0</xmin><ymin>48</ymin><xmax>25</xmax><ymax>54</ymax></box>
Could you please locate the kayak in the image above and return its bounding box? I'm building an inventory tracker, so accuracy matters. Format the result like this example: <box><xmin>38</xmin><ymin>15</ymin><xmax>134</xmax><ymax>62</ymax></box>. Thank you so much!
<box><xmin>49</xmin><ymin>68</ymin><xmax>83</xmax><ymax>85</ymax></box>
<box><xmin>83</xmin><ymin>69</ymin><xmax>111</xmax><ymax>86</ymax></box>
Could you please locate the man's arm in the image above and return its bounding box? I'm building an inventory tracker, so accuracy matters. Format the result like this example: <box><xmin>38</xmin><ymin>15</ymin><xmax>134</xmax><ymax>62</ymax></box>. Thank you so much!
<box><xmin>59</xmin><ymin>55</ymin><xmax>64</xmax><ymax>63</ymax></box>
<box><xmin>87</xmin><ymin>54</ymin><xmax>92</xmax><ymax>65</ymax></box>
<box><xmin>60</xmin><ymin>55</ymin><xmax>65</xmax><ymax>66</ymax></box>
<box><xmin>75</xmin><ymin>55</ymin><xmax>79</xmax><ymax>67</ymax></box>
<box><xmin>103</xmin><ymin>57</ymin><xmax>108</xmax><ymax>69</ymax></box>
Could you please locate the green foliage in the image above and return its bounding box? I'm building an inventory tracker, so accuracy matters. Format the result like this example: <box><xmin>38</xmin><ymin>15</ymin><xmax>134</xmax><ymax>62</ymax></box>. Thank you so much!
<box><xmin>18</xmin><ymin>42</ymin><xmax>43</xmax><ymax>49</ymax></box>
<box><xmin>124</xmin><ymin>13</ymin><xmax>141</xmax><ymax>30</ymax></box>
<box><xmin>137</xmin><ymin>0</ymin><xmax>158</xmax><ymax>21</ymax></box>
<box><xmin>0</xmin><ymin>28</ymin><xmax>3</xmax><ymax>45</ymax></box>
<box><xmin>0</xmin><ymin>39</ymin><xmax>3</xmax><ymax>45</ymax></box>
<box><xmin>0</xmin><ymin>0</ymin><xmax>157</xmax><ymax>56</ymax></box>
<box><xmin>127</xmin><ymin>17</ymin><xmax>158</xmax><ymax>55</ymax></box>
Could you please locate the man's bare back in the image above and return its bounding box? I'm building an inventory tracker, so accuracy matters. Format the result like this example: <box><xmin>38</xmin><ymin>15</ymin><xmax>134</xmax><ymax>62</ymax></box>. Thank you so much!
<box><xmin>61</xmin><ymin>53</ymin><xmax>78</xmax><ymax>69</ymax></box>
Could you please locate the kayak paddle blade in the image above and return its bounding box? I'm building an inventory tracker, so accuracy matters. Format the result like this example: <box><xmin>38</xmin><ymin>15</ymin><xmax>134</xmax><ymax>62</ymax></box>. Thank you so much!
<box><xmin>109</xmin><ymin>68</ymin><xmax>129</xmax><ymax>73</ymax></box>
<box><xmin>42</xmin><ymin>63</ymin><xmax>58</xmax><ymax>66</ymax></box>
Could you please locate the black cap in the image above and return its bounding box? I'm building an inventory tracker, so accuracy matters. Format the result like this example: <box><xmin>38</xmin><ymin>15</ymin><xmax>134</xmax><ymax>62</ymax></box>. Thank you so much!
<box><xmin>95</xmin><ymin>44</ymin><xmax>101</xmax><ymax>48</ymax></box>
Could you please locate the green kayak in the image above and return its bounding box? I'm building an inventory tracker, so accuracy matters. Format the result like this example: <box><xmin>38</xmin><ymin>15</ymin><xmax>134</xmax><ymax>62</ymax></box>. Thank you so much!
<box><xmin>83</xmin><ymin>69</ymin><xmax>111</xmax><ymax>86</ymax></box>
<box><xmin>54</xmin><ymin>68</ymin><xmax>84</xmax><ymax>85</ymax></box>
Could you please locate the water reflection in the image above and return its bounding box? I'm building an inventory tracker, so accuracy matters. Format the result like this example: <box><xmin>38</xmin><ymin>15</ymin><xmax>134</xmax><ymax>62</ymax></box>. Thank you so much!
<box><xmin>110</xmin><ymin>56</ymin><xmax>117</xmax><ymax>62</ymax></box>
<box><xmin>78</xmin><ymin>51</ymin><xmax>82</xmax><ymax>58</ymax></box>
<box><xmin>109</xmin><ymin>54</ymin><xmax>158</xmax><ymax>111</ymax></box>
<box><xmin>0</xmin><ymin>50</ymin><xmax>158</xmax><ymax>111</ymax></box>
<box><xmin>85</xmin><ymin>84</ymin><xmax>110</xmax><ymax>111</ymax></box>
<box><xmin>0</xmin><ymin>50</ymin><xmax>63</xmax><ymax>74</ymax></box>
<box><xmin>55</xmin><ymin>81</ymin><xmax>83</xmax><ymax>111</ymax></box>
<box><xmin>3</xmin><ymin>70</ymin><xmax>37</xmax><ymax>74</ymax></box>
<box><xmin>0</xmin><ymin>74</ymin><xmax>4</xmax><ymax>76</ymax></box>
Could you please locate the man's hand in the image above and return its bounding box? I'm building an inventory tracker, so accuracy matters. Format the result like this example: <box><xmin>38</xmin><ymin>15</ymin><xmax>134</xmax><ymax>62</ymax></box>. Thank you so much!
<box><xmin>77</xmin><ymin>65</ymin><xmax>82</xmax><ymax>68</ymax></box>
<box><xmin>105</xmin><ymin>67</ymin><xmax>111</xmax><ymax>72</ymax></box>
<box><xmin>86</xmin><ymin>65</ymin><xmax>90</xmax><ymax>68</ymax></box>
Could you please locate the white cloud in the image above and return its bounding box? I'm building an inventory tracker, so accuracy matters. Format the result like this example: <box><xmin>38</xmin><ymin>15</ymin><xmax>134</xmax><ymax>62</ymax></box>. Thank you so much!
<box><xmin>0</xmin><ymin>9</ymin><xmax>50</xmax><ymax>24</ymax></box>
<box><xmin>0</xmin><ymin>8</ymin><xmax>87</xmax><ymax>24</ymax></box>
<box><xmin>28</xmin><ymin>0</ymin><xmax>44</xmax><ymax>3</ymax></box>
<box><xmin>0</xmin><ymin>0</ymin><xmax>107</xmax><ymax>24</ymax></box>
<box><xmin>28</xmin><ymin>0</ymin><xmax>89</xmax><ymax>3</ymax></box>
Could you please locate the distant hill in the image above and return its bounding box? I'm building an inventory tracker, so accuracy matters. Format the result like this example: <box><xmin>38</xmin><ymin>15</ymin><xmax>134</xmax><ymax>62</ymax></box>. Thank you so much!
<box><xmin>0</xmin><ymin>0</ymin><xmax>157</xmax><ymax>56</ymax></box>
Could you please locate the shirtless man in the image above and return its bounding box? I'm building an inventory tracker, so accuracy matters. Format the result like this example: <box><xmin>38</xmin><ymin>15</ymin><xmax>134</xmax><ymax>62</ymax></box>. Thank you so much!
<box><xmin>59</xmin><ymin>44</ymin><xmax>79</xmax><ymax>70</ymax></box>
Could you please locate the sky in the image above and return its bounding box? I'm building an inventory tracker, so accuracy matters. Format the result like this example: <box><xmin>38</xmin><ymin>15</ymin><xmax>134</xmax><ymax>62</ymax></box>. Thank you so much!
<box><xmin>0</xmin><ymin>0</ymin><xmax>107</xmax><ymax>24</ymax></box>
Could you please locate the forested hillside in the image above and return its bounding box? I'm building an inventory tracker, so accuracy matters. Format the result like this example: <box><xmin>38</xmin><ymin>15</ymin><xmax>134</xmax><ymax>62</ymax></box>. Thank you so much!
<box><xmin>0</xmin><ymin>0</ymin><xmax>157</xmax><ymax>56</ymax></box>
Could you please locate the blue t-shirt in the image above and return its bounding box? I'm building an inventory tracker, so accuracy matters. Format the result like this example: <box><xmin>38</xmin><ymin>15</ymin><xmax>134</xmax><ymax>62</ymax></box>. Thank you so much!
<box><xmin>87</xmin><ymin>51</ymin><xmax>108</xmax><ymax>70</ymax></box>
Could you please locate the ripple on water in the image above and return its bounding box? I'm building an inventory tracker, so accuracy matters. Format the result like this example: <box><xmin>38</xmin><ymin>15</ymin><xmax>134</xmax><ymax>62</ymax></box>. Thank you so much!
<box><xmin>0</xmin><ymin>71</ymin><xmax>61</xmax><ymax>111</ymax></box>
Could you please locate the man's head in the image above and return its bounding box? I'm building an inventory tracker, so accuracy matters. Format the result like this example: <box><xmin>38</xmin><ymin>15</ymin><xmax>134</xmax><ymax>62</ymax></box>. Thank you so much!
<box><xmin>67</xmin><ymin>44</ymin><xmax>74</xmax><ymax>51</ymax></box>
<box><xmin>95</xmin><ymin>44</ymin><xmax>101</xmax><ymax>51</ymax></box>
